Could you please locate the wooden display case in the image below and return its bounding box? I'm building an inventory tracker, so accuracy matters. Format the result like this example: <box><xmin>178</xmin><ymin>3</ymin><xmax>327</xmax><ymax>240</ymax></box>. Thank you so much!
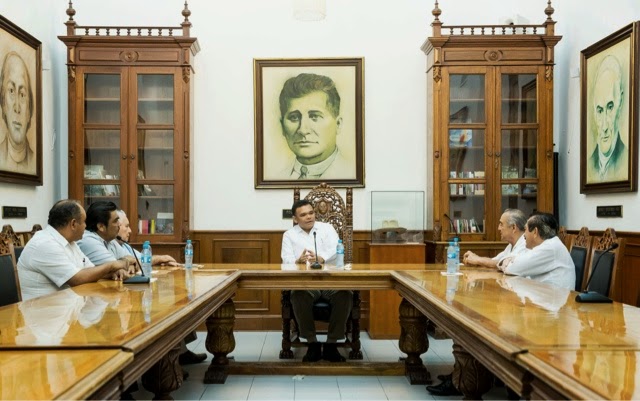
<box><xmin>422</xmin><ymin>2</ymin><xmax>561</xmax><ymax>247</ymax></box>
<box><xmin>59</xmin><ymin>2</ymin><xmax>199</xmax><ymax>246</ymax></box>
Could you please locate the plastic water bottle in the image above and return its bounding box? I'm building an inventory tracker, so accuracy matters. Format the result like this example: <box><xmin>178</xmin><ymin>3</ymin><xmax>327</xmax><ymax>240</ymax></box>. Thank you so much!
<box><xmin>185</xmin><ymin>239</ymin><xmax>193</xmax><ymax>269</ymax></box>
<box><xmin>141</xmin><ymin>241</ymin><xmax>152</xmax><ymax>277</ymax></box>
<box><xmin>336</xmin><ymin>240</ymin><xmax>345</xmax><ymax>268</ymax></box>
<box><xmin>453</xmin><ymin>237</ymin><xmax>460</xmax><ymax>267</ymax></box>
<box><xmin>446</xmin><ymin>241</ymin><xmax>457</xmax><ymax>275</ymax></box>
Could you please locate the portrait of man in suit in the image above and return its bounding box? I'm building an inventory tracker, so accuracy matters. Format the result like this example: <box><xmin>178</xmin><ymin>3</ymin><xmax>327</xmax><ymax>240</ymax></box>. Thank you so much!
<box><xmin>0</xmin><ymin>51</ymin><xmax>36</xmax><ymax>175</ymax></box>
<box><xmin>586</xmin><ymin>55</ymin><xmax>628</xmax><ymax>183</ymax></box>
<box><xmin>256</xmin><ymin>59</ymin><xmax>363</xmax><ymax>187</ymax></box>
<box><xmin>278</xmin><ymin>73</ymin><xmax>353</xmax><ymax>180</ymax></box>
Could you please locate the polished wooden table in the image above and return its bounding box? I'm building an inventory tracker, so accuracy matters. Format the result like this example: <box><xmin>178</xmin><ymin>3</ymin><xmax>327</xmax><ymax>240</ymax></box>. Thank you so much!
<box><xmin>0</xmin><ymin>268</ymin><xmax>239</xmax><ymax>399</ymax></box>
<box><xmin>393</xmin><ymin>269</ymin><xmax>640</xmax><ymax>399</ymax></box>
<box><xmin>199</xmin><ymin>264</ymin><xmax>640</xmax><ymax>400</ymax></box>
<box><xmin>0</xmin><ymin>349</ymin><xmax>132</xmax><ymax>400</ymax></box>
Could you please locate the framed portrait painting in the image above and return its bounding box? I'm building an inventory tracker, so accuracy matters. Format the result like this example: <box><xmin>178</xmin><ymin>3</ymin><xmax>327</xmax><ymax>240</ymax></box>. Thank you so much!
<box><xmin>0</xmin><ymin>15</ymin><xmax>42</xmax><ymax>186</ymax></box>
<box><xmin>254</xmin><ymin>58</ymin><xmax>364</xmax><ymax>188</ymax></box>
<box><xmin>580</xmin><ymin>22</ymin><xmax>639</xmax><ymax>194</ymax></box>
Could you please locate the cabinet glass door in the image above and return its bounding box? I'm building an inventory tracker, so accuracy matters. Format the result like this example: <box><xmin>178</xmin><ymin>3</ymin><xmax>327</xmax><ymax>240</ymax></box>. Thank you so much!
<box><xmin>499</xmin><ymin>73</ymin><xmax>538</xmax><ymax>217</ymax></box>
<box><xmin>83</xmin><ymin>74</ymin><xmax>122</xmax><ymax>209</ymax></box>
<box><xmin>135</xmin><ymin>74</ymin><xmax>175</xmax><ymax>236</ymax></box>
<box><xmin>448</xmin><ymin>74</ymin><xmax>486</xmax><ymax>235</ymax></box>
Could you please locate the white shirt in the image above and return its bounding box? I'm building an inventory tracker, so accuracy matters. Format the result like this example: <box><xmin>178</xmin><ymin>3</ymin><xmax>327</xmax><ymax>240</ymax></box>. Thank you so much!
<box><xmin>493</xmin><ymin>234</ymin><xmax>528</xmax><ymax>262</ymax></box>
<box><xmin>503</xmin><ymin>236</ymin><xmax>575</xmax><ymax>290</ymax></box>
<box><xmin>18</xmin><ymin>226</ymin><xmax>94</xmax><ymax>301</ymax></box>
<box><xmin>281</xmin><ymin>221</ymin><xmax>339</xmax><ymax>264</ymax></box>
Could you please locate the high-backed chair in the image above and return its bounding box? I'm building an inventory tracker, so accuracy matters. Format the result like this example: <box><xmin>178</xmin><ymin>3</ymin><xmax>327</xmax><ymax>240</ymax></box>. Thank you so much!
<box><xmin>569</xmin><ymin>227</ymin><xmax>594</xmax><ymax>292</ymax></box>
<box><xmin>584</xmin><ymin>228</ymin><xmax>625</xmax><ymax>298</ymax></box>
<box><xmin>1</xmin><ymin>224</ymin><xmax>42</xmax><ymax>262</ymax></box>
<box><xmin>558</xmin><ymin>226</ymin><xmax>573</xmax><ymax>250</ymax></box>
<box><xmin>0</xmin><ymin>237</ymin><xmax>21</xmax><ymax>307</ymax></box>
<box><xmin>280</xmin><ymin>183</ymin><xmax>362</xmax><ymax>360</ymax></box>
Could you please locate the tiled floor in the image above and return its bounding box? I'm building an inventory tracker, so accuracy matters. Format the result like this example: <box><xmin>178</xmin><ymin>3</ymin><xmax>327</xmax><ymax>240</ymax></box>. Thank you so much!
<box><xmin>131</xmin><ymin>331</ymin><xmax>509</xmax><ymax>400</ymax></box>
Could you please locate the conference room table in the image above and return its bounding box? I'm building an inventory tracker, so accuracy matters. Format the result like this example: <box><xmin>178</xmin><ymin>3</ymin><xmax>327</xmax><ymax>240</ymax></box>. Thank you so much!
<box><xmin>0</xmin><ymin>263</ymin><xmax>638</xmax><ymax>400</ymax></box>
<box><xmin>0</xmin><ymin>268</ymin><xmax>239</xmax><ymax>399</ymax></box>
<box><xmin>198</xmin><ymin>263</ymin><xmax>640</xmax><ymax>400</ymax></box>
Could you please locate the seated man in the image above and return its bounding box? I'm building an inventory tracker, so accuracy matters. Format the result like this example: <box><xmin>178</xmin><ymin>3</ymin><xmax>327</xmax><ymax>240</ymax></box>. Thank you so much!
<box><xmin>114</xmin><ymin>209</ymin><xmax>204</xmax><ymax>366</ymax></box>
<box><xmin>499</xmin><ymin>212</ymin><xmax>575</xmax><ymax>290</ymax></box>
<box><xmin>463</xmin><ymin>208</ymin><xmax>528</xmax><ymax>268</ymax></box>
<box><xmin>430</xmin><ymin>208</ymin><xmax>528</xmax><ymax>396</ymax></box>
<box><xmin>281</xmin><ymin>199</ymin><xmax>352</xmax><ymax>362</ymax></box>
<box><xmin>115</xmin><ymin>210</ymin><xmax>177</xmax><ymax>267</ymax></box>
<box><xmin>17</xmin><ymin>199</ymin><xmax>134</xmax><ymax>301</ymax></box>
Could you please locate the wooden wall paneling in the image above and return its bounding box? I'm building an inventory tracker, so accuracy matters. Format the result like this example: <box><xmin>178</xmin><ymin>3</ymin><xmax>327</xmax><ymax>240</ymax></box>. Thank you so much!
<box><xmin>368</xmin><ymin>243</ymin><xmax>426</xmax><ymax>339</ymax></box>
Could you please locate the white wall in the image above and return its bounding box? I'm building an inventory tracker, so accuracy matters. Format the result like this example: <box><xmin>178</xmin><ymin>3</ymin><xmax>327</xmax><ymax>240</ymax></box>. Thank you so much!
<box><xmin>2</xmin><ymin>0</ymin><xmax>639</xmax><ymax>233</ymax></box>
<box><xmin>0</xmin><ymin>0</ymin><xmax>58</xmax><ymax>231</ymax></box>
<box><xmin>554</xmin><ymin>0</ymin><xmax>640</xmax><ymax>231</ymax></box>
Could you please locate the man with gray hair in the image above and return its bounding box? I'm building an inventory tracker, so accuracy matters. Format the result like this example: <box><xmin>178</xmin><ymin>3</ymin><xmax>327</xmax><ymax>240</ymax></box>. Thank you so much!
<box><xmin>463</xmin><ymin>209</ymin><xmax>528</xmax><ymax>268</ymax></box>
<box><xmin>499</xmin><ymin>212</ymin><xmax>575</xmax><ymax>290</ymax></box>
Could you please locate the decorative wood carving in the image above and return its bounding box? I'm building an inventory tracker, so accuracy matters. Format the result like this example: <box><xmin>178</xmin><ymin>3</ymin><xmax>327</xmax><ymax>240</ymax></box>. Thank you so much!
<box><xmin>574</xmin><ymin>227</ymin><xmax>591</xmax><ymax>248</ymax></box>
<box><xmin>67</xmin><ymin>65</ymin><xmax>76</xmax><ymax>83</ymax></box>
<box><xmin>398</xmin><ymin>298</ymin><xmax>430</xmax><ymax>384</ymax></box>
<box><xmin>451</xmin><ymin>342</ymin><xmax>493</xmax><ymax>399</ymax></box>
<box><xmin>204</xmin><ymin>299</ymin><xmax>236</xmax><ymax>384</ymax></box>
<box><xmin>141</xmin><ymin>342</ymin><xmax>183</xmax><ymax>399</ymax></box>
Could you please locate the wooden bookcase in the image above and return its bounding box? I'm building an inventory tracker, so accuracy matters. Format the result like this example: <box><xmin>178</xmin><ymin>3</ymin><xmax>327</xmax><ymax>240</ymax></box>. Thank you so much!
<box><xmin>422</xmin><ymin>3</ymin><xmax>561</xmax><ymax>252</ymax></box>
<box><xmin>59</xmin><ymin>3</ymin><xmax>199</xmax><ymax>251</ymax></box>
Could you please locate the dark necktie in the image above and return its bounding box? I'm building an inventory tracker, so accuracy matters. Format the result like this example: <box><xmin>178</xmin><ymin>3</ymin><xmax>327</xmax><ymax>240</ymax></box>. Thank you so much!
<box><xmin>298</xmin><ymin>166</ymin><xmax>308</xmax><ymax>179</ymax></box>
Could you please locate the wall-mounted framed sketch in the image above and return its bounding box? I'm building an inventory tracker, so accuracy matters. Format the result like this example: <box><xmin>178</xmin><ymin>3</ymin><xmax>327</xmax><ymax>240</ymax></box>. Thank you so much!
<box><xmin>254</xmin><ymin>57</ymin><xmax>364</xmax><ymax>188</ymax></box>
<box><xmin>0</xmin><ymin>15</ymin><xmax>42</xmax><ymax>186</ymax></box>
<box><xmin>580</xmin><ymin>22</ymin><xmax>639</xmax><ymax>194</ymax></box>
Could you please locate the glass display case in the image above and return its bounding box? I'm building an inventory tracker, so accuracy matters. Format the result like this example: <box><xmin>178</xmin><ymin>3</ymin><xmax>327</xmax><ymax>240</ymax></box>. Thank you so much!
<box><xmin>371</xmin><ymin>191</ymin><xmax>425</xmax><ymax>244</ymax></box>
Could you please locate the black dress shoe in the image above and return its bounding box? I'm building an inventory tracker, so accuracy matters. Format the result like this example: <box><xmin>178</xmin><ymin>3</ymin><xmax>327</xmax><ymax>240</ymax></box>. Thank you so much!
<box><xmin>437</xmin><ymin>373</ymin><xmax>452</xmax><ymax>381</ymax></box>
<box><xmin>322</xmin><ymin>343</ymin><xmax>346</xmax><ymax>362</ymax></box>
<box><xmin>303</xmin><ymin>342</ymin><xmax>323</xmax><ymax>362</ymax></box>
<box><xmin>426</xmin><ymin>378</ymin><xmax>462</xmax><ymax>396</ymax></box>
<box><xmin>178</xmin><ymin>350</ymin><xmax>207</xmax><ymax>365</ymax></box>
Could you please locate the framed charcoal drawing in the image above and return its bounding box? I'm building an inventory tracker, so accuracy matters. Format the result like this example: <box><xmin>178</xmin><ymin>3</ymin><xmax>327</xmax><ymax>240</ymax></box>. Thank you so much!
<box><xmin>580</xmin><ymin>22</ymin><xmax>639</xmax><ymax>194</ymax></box>
<box><xmin>254</xmin><ymin>58</ymin><xmax>364</xmax><ymax>188</ymax></box>
<box><xmin>0</xmin><ymin>15</ymin><xmax>42</xmax><ymax>185</ymax></box>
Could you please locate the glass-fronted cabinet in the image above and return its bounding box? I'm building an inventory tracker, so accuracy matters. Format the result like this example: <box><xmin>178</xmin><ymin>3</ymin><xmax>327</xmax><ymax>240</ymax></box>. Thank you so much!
<box><xmin>423</xmin><ymin>4</ymin><xmax>560</xmax><ymax>244</ymax></box>
<box><xmin>60</xmin><ymin>15</ymin><xmax>198</xmax><ymax>244</ymax></box>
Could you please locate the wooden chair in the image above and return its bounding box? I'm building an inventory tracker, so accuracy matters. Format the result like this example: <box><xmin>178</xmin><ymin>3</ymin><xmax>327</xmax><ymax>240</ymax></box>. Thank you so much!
<box><xmin>0</xmin><ymin>237</ymin><xmax>21</xmax><ymax>307</ymax></box>
<box><xmin>568</xmin><ymin>227</ymin><xmax>594</xmax><ymax>291</ymax></box>
<box><xmin>280</xmin><ymin>183</ymin><xmax>362</xmax><ymax>360</ymax></box>
<box><xmin>558</xmin><ymin>226</ymin><xmax>573</xmax><ymax>250</ymax></box>
<box><xmin>1</xmin><ymin>224</ymin><xmax>42</xmax><ymax>262</ymax></box>
<box><xmin>584</xmin><ymin>228</ymin><xmax>625</xmax><ymax>298</ymax></box>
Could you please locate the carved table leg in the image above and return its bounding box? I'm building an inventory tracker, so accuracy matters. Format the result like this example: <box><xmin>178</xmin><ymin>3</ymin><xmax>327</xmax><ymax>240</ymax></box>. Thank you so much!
<box><xmin>451</xmin><ymin>342</ymin><xmax>493</xmax><ymax>400</ymax></box>
<box><xmin>349</xmin><ymin>291</ymin><xmax>363</xmax><ymax>359</ymax></box>
<box><xmin>280</xmin><ymin>290</ymin><xmax>294</xmax><ymax>359</ymax></box>
<box><xmin>398</xmin><ymin>298</ymin><xmax>431</xmax><ymax>384</ymax></box>
<box><xmin>204</xmin><ymin>298</ymin><xmax>236</xmax><ymax>384</ymax></box>
<box><xmin>141</xmin><ymin>342</ymin><xmax>183</xmax><ymax>400</ymax></box>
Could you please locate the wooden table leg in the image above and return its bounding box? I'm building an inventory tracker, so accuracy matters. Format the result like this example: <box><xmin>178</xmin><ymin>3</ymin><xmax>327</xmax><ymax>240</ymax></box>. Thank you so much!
<box><xmin>451</xmin><ymin>342</ymin><xmax>493</xmax><ymax>400</ymax></box>
<box><xmin>398</xmin><ymin>298</ymin><xmax>431</xmax><ymax>384</ymax></box>
<box><xmin>204</xmin><ymin>298</ymin><xmax>236</xmax><ymax>384</ymax></box>
<box><xmin>141</xmin><ymin>342</ymin><xmax>183</xmax><ymax>400</ymax></box>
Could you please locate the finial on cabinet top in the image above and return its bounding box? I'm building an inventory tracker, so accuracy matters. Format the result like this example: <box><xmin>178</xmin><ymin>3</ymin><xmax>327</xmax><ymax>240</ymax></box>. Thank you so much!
<box><xmin>66</xmin><ymin>0</ymin><xmax>76</xmax><ymax>21</ymax></box>
<box><xmin>432</xmin><ymin>1</ymin><xmax>441</xmax><ymax>22</ymax></box>
<box><xmin>545</xmin><ymin>1</ymin><xmax>555</xmax><ymax>21</ymax></box>
<box><xmin>182</xmin><ymin>1</ymin><xmax>191</xmax><ymax>23</ymax></box>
